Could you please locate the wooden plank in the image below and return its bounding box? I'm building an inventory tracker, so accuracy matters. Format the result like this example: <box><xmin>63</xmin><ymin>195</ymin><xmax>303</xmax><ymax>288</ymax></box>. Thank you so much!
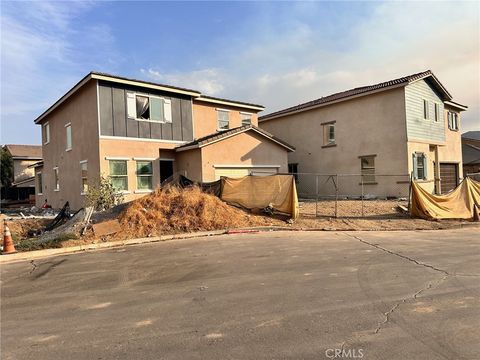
<box><xmin>92</xmin><ymin>220</ymin><xmax>122</xmax><ymax>237</ymax></box>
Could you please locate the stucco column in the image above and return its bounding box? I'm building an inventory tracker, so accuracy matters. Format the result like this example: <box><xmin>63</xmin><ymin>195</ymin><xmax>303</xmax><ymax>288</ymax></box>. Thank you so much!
<box><xmin>434</xmin><ymin>145</ymin><xmax>441</xmax><ymax>194</ymax></box>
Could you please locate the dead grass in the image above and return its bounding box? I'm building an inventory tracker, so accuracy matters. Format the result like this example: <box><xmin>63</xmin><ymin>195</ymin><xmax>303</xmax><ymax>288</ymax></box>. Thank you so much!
<box><xmin>116</xmin><ymin>186</ymin><xmax>283</xmax><ymax>239</ymax></box>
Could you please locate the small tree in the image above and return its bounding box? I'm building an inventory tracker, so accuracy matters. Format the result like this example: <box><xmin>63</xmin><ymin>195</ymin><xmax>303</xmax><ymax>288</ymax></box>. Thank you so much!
<box><xmin>1</xmin><ymin>147</ymin><xmax>13</xmax><ymax>188</ymax></box>
<box><xmin>85</xmin><ymin>175</ymin><xmax>124</xmax><ymax>211</ymax></box>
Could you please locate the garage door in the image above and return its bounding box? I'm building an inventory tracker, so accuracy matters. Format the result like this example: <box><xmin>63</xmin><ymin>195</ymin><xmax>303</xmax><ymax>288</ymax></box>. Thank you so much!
<box><xmin>214</xmin><ymin>167</ymin><xmax>278</xmax><ymax>180</ymax></box>
<box><xmin>440</xmin><ymin>163</ymin><xmax>458</xmax><ymax>194</ymax></box>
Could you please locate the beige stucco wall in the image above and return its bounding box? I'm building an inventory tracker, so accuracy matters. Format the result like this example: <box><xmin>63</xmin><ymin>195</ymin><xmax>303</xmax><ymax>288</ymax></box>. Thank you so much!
<box><xmin>175</xmin><ymin>148</ymin><xmax>203</xmax><ymax>182</ymax></box>
<box><xmin>260</xmin><ymin>88</ymin><xmax>409</xmax><ymax>197</ymax></box>
<box><xmin>438</xmin><ymin>107</ymin><xmax>463</xmax><ymax>178</ymax></box>
<box><xmin>36</xmin><ymin>80</ymin><xmax>100</xmax><ymax>210</ymax></box>
<box><xmin>196</xmin><ymin>131</ymin><xmax>288</xmax><ymax>182</ymax></box>
<box><xmin>192</xmin><ymin>101</ymin><xmax>259</xmax><ymax>138</ymax></box>
<box><xmin>13</xmin><ymin>159</ymin><xmax>38</xmax><ymax>185</ymax></box>
<box><xmin>98</xmin><ymin>139</ymin><xmax>179</xmax><ymax>203</ymax></box>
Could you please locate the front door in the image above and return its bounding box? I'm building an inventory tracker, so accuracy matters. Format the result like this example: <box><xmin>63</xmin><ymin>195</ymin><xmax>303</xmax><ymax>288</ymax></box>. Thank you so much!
<box><xmin>160</xmin><ymin>160</ymin><xmax>174</xmax><ymax>183</ymax></box>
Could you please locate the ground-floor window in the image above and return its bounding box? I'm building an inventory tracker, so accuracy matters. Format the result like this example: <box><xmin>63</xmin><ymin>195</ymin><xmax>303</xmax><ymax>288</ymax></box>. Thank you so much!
<box><xmin>37</xmin><ymin>172</ymin><xmax>43</xmax><ymax>195</ymax></box>
<box><xmin>288</xmin><ymin>163</ymin><xmax>299</xmax><ymax>182</ymax></box>
<box><xmin>136</xmin><ymin>161</ymin><xmax>153</xmax><ymax>190</ymax></box>
<box><xmin>360</xmin><ymin>155</ymin><xmax>376</xmax><ymax>183</ymax></box>
<box><xmin>53</xmin><ymin>167</ymin><xmax>59</xmax><ymax>191</ymax></box>
<box><xmin>109</xmin><ymin>160</ymin><xmax>128</xmax><ymax>191</ymax></box>
<box><xmin>413</xmin><ymin>153</ymin><xmax>427</xmax><ymax>180</ymax></box>
<box><xmin>80</xmin><ymin>161</ymin><xmax>88</xmax><ymax>194</ymax></box>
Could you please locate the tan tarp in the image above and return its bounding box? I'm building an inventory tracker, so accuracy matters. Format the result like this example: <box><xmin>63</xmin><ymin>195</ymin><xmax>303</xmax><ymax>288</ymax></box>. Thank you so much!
<box><xmin>411</xmin><ymin>177</ymin><xmax>480</xmax><ymax>219</ymax></box>
<box><xmin>221</xmin><ymin>175</ymin><xmax>299</xmax><ymax>219</ymax></box>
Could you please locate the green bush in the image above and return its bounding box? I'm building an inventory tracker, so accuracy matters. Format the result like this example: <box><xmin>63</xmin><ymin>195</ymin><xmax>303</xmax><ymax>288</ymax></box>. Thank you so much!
<box><xmin>85</xmin><ymin>175</ymin><xmax>124</xmax><ymax>211</ymax></box>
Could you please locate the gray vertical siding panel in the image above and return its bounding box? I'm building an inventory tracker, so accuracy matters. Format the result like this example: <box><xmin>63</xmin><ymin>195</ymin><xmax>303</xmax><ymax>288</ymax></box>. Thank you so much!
<box><xmin>181</xmin><ymin>99</ymin><xmax>193</xmax><ymax>141</ymax></box>
<box><xmin>138</xmin><ymin>121</ymin><xmax>151</xmax><ymax>138</ymax></box>
<box><xmin>405</xmin><ymin>79</ymin><xmax>445</xmax><ymax>143</ymax></box>
<box><xmin>112</xmin><ymin>87</ymin><xmax>127</xmax><ymax>137</ymax></box>
<box><xmin>126</xmin><ymin>119</ymin><xmax>139</xmax><ymax>137</ymax></box>
<box><xmin>171</xmin><ymin>98</ymin><xmax>183</xmax><ymax>141</ymax></box>
<box><xmin>151</xmin><ymin>122</ymin><xmax>162</xmax><ymax>138</ymax></box>
<box><xmin>99</xmin><ymin>85</ymin><xmax>113</xmax><ymax>136</ymax></box>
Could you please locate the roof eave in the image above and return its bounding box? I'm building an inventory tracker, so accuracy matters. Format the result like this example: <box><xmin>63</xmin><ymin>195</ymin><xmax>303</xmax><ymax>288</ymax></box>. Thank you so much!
<box><xmin>195</xmin><ymin>96</ymin><xmax>265</xmax><ymax>111</ymax></box>
<box><xmin>444</xmin><ymin>100</ymin><xmax>468</xmax><ymax>111</ymax></box>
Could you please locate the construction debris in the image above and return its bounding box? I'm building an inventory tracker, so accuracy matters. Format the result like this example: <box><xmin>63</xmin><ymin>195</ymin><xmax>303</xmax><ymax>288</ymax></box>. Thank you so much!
<box><xmin>92</xmin><ymin>219</ymin><xmax>122</xmax><ymax>237</ymax></box>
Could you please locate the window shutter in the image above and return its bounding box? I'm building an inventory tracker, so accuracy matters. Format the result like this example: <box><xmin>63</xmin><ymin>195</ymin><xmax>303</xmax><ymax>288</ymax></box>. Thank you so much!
<box><xmin>423</xmin><ymin>154</ymin><xmax>428</xmax><ymax>180</ymax></box>
<box><xmin>412</xmin><ymin>154</ymin><xmax>418</xmax><ymax>179</ymax></box>
<box><xmin>163</xmin><ymin>99</ymin><xmax>172</xmax><ymax>123</ymax></box>
<box><xmin>126</xmin><ymin>92</ymin><xmax>136</xmax><ymax>119</ymax></box>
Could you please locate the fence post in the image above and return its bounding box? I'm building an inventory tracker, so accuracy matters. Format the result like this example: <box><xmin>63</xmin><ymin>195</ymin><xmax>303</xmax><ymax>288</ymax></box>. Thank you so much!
<box><xmin>315</xmin><ymin>175</ymin><xmax>319</xmax><ymax>217</ymax></box>
<box><xmin>335</xmin><ymin>174</ymin><xmax>338</xmax><ymax>218</ymax></box>
<box><xmin>361</xmin><ymin>176</ymin><xmax>364</xmax><ymax>217</ymax></box>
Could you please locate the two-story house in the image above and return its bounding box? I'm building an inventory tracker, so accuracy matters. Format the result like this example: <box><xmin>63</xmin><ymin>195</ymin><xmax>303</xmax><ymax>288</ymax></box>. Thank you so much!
<box><xmin>1</xmin><ymin>144</ymin><xmax>42</xmax><ymax>203</ymax></box>
<box><xmin>259</xmin><ymin>70</ymin><xmax>467</xmax><ymax>197</ymax></box>
<box><xmin>34</xmin><ymin>72</ymin><xmax>294</xmax><ymax>210</ymax></box>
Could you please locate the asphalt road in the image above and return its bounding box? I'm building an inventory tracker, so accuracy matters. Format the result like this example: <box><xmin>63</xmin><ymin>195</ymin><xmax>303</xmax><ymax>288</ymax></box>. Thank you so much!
<box><xmin>1</xmin><ymin>228</ymin><xmax>479</xmax><ymax>360</ymax></box>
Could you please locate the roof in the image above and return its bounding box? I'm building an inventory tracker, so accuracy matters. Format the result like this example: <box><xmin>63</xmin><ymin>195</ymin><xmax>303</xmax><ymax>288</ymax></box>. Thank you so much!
<box><xmin>462</xmin><ymin>143</ymin><xmax>480</xmax><ymax>165</ymax></box>
<box><xmin>175</xmin><ymin>125</ymin><xmax>295</xmax><ymax>152</ymax></box>
<box><xmin>3</xmin><ymin>144</ymin><xmax>42</xmax><ymax>159</ymax></box>
<box><xmin>260</xmin><ymin>70</ymin><xmax>455</xmax><ymax>121</ymax></box>
<box><xmin>35</xmin><ymin>71</ymin><xmax>264</xmax><ymax>123</ymax></box>
<box><xmin>195</xmin><ymin>95</ymin><xmax>264</xmax><ymax>111</ymax></box>
<box><xmin>462</xmin><ymin>131</ymin><xmax>480</xmax><ymax>141</ymax></box>
<box><xmin>12</xmin><ymin>176</ymin><xmax>35</xmax><ymax>187</ymax></box>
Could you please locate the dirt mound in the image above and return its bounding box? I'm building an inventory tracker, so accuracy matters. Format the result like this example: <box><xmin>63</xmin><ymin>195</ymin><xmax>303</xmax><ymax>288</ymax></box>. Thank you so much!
<box><xmin>118</xmin><ymin>186</ymin><xmax>280</xmax><ymax>238</ymax></box>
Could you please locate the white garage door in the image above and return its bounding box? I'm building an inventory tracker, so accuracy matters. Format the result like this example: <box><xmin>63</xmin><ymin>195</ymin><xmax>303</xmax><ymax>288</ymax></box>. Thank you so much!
<box><xmin>214</xmin><ymin>167</ymin><xmax>279</xmax><ymax>180</ymax></box>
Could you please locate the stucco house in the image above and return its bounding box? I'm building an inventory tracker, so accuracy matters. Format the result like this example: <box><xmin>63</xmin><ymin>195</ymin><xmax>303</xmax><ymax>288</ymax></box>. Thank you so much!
<box><xmin>259</xmin><ymin>70</ymin><xmax>467</xmax><ymax>197</ymax></box>
<box><xmin>1</xmin><ymin>144</ymin><xmax>42</xmax><ymax>202</ymax></box>
<box><xmin>33</xmin><ymin>72</ymin><xmax>294</xmax><ymax>210</ymax></box>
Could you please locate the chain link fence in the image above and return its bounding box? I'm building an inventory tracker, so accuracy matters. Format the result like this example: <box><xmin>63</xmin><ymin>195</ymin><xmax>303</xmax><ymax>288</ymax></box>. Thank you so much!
<box><xmin>289</xmin><ymin>173</ymin><xmax>411</xmax><ymax>218</ymax></box>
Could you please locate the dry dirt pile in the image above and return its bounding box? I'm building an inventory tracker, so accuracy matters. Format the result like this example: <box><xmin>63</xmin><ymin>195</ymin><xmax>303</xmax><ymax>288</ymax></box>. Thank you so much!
<box><xmin>118</xmin><ymin>186</ymin><xmax>281</xmax><ymax>238</ymax></box>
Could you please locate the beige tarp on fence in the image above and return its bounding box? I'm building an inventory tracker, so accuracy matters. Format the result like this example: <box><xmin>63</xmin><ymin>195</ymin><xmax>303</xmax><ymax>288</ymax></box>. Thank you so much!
<box><xmin>411</xmin><ymin>177</ymin><xmax>480</xmax><ymax>220</ymax></box>
<box><xmin>221</xmin><ymin>175</ymin><xmax>299</xmax><ymax>219</ymax></box>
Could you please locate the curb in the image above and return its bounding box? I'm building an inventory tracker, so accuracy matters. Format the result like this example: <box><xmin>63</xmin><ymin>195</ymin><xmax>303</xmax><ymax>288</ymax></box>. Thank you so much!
<box><xmin>1</xmin><ymin>223</ymin><xmax>478</xmax><ymax>264</ymax></box>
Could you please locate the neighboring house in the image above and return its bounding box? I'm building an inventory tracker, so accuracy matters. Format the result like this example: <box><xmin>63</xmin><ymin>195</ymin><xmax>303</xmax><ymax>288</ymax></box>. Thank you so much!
<box><xmin>259</xmin><ymin>70</ymin><xmax>467</xmax><ymax>197</ymax></box>
<box><xmin>1</xmin><ymin>144</ymin><xmax>42</xmax><ymax>202</ymax></box>
<box><xmin>462</xmin><ymin>131</ymin><xmax>480</xmax><ymax>176</ymax></box>
<box><xmin>34</xmin><ymin>72</ymin><xmax>294</xmax><ymax>210</ymax></box>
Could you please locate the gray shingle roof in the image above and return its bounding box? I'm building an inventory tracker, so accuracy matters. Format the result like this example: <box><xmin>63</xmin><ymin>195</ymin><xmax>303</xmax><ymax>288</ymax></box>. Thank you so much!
<box><xmin>259</xmin><ymin>70</ymin><xmax>452</xmax><ymax>121</ymax></box>
<box><xmin>462</xmin><ymin>131</ymin><xmax>480</xmax><ymax>141</ymax></box>
<box><xmin>3</xmin><ymin>144</ymin><xmax>42</xmax><ymax>159</ymax></box>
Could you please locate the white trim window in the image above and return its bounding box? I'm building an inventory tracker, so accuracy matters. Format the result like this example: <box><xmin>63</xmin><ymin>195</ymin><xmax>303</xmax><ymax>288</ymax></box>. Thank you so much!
<box><xmin>126</xmin><ymin>92</ymin><xmax>172</xmax><ymax>123</ymax></box>
<box><xmin>44</xmin><ymin>122</ymin><xmax>50</xmax><ymax>145</ymax></box>
<box><xmin>413</xmin><ymin>153</ymin><xmax>427</xmax><ymax>180</ymax></box>
<box><xmin>136</xmin><ymin>160</ymin><xmax>153</xmax><ymax>190</ymax></box>
<box><xmin>37</xmin><ymin>172</ymin><xmax>43</xmax><ymax>195</ymax></box>
<box><xmin>240</xmin><ymin>112</ymin><xmax>252</xmax><ymax>126</ymax></box>
<box><xmin>217</xmin><ymin>109</ymin><xmax>230</xmax><ymax>130</ymax></box>
<box><xmin>448</xmin><ymin>111</ymin><xmax>459</xmax><ymax>130</ymax></box>
<box><xmin>423</xmin><ymin>100</ymin><xmax>429</xmax><ymax>120</ymax></box>
<box><xmin>434</xmin><ymin>103</ymin><xmax>440</xmax><ymax>122</ymax></box>
<box><xmin>109</xmin><ymin>160</ymin><xmax>128</xmax><ymax>191</ymax></box>
<box><xmin>323</xmin><ymin>123</ymin><xmax>335</xmax><ymax>145</ymax></box>
<box><xmin>360</xmin><ymin>155</ymin><xmax>376</xmax><ymax>183</ymax></box>
<box><xmin>80</xmin><ymin>161</ymin><xmax>88</xmax><ymax>194</ymax></box>
<box><xmin>65</xmin><ymin>123</ymin><xmax>72</xmax><ymax>151</ymax></box>
<box><xmin>53</xmin><ymin>167</ymin><xmax>59</xmax><ymax>191</ymax></box>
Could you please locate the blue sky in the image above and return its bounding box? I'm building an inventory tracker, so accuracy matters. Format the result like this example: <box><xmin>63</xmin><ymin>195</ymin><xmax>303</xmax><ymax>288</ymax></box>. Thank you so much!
<box><xmin>1</xmin><ymin>1</ymin><xmax>478</xmax><ymax>145</ymax></box>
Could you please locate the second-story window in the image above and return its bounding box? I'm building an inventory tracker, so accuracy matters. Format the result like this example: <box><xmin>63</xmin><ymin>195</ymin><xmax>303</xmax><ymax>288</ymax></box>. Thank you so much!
<box><xmin>44</xmin><ymin>122</ymin><xmax>50</xmax><ymax>145</ymax></box>
<box><xmin>241</xmin><ymin>112</ymin><xmax>252</xmax><ymax>126</ymax></box>
<box><xmin>448</xmin><ymin>112</ymin><xmax>459</xmax><ymax>130</ymax></box>
<box><xmin>434</xmin><ymin>103</ymin><xmax>440</xmax><ymax>122</ymax></box>
<box><xmin>53</xmin><ymin>167</ymin><xmax>59</xmax><ymax>191</ymax></box>
<box><xmin>65</xmin><ymin>123</ymin><xmax>72</xmax><ymax>151</ymax></box>
<box><xmin>323</xmin><ymin>122</ymin><xmax>335</xmax><ymax>146</ymax></box>
<box><xmin>126</xmin><ymin>92</ymin><xmax>172</xmax><ymax>123</ymax></box>
<box><xmin>217</xmin><ymin>109</ymin><xmax>230</xmax><ymax>130</ymax></box>
<box><xmin>423</xmin><ymin>100</ymin><xmax>429</xmax><ymax>120</ymax></box>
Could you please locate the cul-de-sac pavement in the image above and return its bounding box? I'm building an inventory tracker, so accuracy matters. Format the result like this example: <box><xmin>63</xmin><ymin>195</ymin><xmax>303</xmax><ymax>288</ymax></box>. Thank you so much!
<box><xmin>1</xmin><ymin>228</ymin><xmax>479</xmax><ymax>360</ymax></box>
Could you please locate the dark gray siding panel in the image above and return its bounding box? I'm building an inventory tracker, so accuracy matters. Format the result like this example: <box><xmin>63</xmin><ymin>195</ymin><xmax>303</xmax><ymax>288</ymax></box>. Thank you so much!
<box><xmin>172</xmin><ymin>98</ymin><xmax>183</xmax><ymax>140</ymax></box>
<box><xmin>138</xmin><ymin>121</ymin><xmax>151</xmax><ymax>138</ymax></box>
<box><xmin>181</xmin><ymin>99</ymin><xmax>193</xmax><ymax>141</ymax></box>
<box><xmin>126</xmin><ymin>119</ymin><xmax>139</xmax><ymax>137</ymax></box>
<box><xmin>112</xmin><ymin>87</ymin><xmax>127</xmax><ymax>137</ymax></box>
<box><xmin>98</xmin><ymin>80</ymin><xmax>194</xmax><ymax>141</ymax></box>
<box><xmin>99</xmin><ymin>86</ymin><xmax>113</xmax><ymax>136</ymax></box>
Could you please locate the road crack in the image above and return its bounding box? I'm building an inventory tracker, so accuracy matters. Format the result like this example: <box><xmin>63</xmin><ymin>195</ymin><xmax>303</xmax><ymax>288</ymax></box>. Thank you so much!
<box><xmin>344</xmin><ymin>233</ymin><xmax>450</xmax><ymax>335</ymax></box>
<box><xmin>29</xmin><ymin>260</ymin><xmax>37</xmax><ymax>274</ymax></box>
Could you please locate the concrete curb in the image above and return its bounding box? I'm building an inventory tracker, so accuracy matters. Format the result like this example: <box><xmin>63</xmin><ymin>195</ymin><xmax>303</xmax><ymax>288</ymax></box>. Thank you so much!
<box><xmin>1</xmin><ymin>222</ymin><xmax>478</xmax><ymax>264</ymax></box>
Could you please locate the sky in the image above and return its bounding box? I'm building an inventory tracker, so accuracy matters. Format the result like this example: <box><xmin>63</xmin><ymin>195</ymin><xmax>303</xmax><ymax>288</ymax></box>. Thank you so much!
<box><xmin>1</xmin><ymin>1</ymin><xmax>479</xmax><ymax>145</ymax></box>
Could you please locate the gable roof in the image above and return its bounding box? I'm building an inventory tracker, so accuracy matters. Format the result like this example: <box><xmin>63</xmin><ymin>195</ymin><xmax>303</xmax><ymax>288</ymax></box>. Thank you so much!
<box><xmin>259</xmin><ymin>70</ymin><xmax>456</xmax><ymax>122</ymax></box>
<box><xmin>462</xmin><ymin>143</ymin><xmax>480</xmax><ymax>165</ymax></box>
<box><xmin>175</xmin><ymin>125</ymin><xmax>295</xmax><ymax>152</ymax></box>
<box><xmin>3</xmin><ymin>144</ymin><xmax>42</xmax><ymax>159</ymax></box>
<box><xmin>462</xmin><ymin>131</ymin><xmax>480</xmax><ymax>141</ymax></box>
<box><xmin>34</xmin><ymin>71</ymin><xmax>264</xmax><ymax>124</ymax></box>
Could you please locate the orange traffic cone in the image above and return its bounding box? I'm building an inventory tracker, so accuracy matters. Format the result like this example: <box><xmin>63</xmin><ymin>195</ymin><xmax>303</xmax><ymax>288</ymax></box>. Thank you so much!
<box><xmin>2</xmin><ymin>222</ymin><xmax>16</xmax><ymax>255</ymax></box>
